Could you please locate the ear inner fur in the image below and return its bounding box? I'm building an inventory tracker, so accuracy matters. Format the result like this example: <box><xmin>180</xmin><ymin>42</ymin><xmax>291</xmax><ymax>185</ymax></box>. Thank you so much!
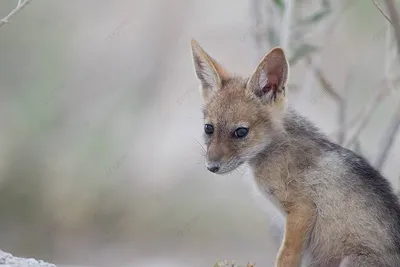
<box><xmin>190</xmin><ymin>39</ymin><xmax>230</xmax><ymax>90</ymax></box>
<box><xmin>247</xmin><ymin>47</ymin><xmax>289</xmax><ymax>103</ymax></box>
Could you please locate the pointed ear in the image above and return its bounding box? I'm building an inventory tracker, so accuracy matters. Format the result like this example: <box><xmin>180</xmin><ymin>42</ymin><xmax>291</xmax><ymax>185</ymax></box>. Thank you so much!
<box><xmin>247</xmin><ymin>47</ymin><xmax>289</xmax><ymax>104</ymax></box>
<box><xmin>190</xmin><ymin>39</ymin><xmax>230</xmax><ymax>103</ymax></box>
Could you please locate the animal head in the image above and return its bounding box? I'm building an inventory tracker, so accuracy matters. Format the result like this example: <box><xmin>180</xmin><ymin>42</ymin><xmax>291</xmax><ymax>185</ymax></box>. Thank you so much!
<box><xmin>190</xmin><ymin>39</ymin><xmax>290</xmax><ymax>174</ymax></box>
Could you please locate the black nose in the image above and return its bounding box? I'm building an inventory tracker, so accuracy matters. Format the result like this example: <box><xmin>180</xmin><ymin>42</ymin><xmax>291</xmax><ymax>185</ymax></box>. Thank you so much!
<box><xmin>207</xmin><ymin>165</ymin><xmax>220</xmax><ymax>173</ymax></box>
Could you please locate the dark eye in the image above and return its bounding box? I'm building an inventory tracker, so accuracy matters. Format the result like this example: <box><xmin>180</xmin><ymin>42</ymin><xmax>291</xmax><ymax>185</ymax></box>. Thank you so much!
<box><xmin>234</xmin><ymin>127</ymin><xmax>248</xmax><ymax>138</ymax></box>
<box><xmin>204</xmin><ymin>124</ymin><xmax>214</xmax><ymax>135</ymax></box>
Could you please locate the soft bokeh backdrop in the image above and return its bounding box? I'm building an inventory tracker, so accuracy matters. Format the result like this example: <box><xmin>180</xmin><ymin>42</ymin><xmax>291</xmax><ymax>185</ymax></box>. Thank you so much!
<box><xmin>0</xmin><ymin>0</ymin><xmax>400</xmax><ymax>266</ymax></box>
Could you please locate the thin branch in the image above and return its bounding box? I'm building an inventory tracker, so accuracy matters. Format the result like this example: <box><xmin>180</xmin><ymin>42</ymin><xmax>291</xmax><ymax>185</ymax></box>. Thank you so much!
<box><xmin>344</xmin><ymin>80</ymin><xmax>390</xmax><ymax>147</ymax></box>
<box><xmin>331</xmin><ymin>2</ymin><xmax>397</xmax><ymax>140</ymax></box>
<box><xmin>338</xmin><ymin>73</ymin><xmax>352</xmax><ymax>144</ymax></box>
<box><xmin>314</xmin><ymin>67</ymin><xmax>343</xmax><ymax>103</ymax></box>
<box><xmin>330</xmin><ymin>78</ymin><xmax>393</xmax><ymax>138</ymax></box>
<box><xmin>300</xmin><ymin>1</ymin><xmax>355</xmax><ymax>144</ymax></box>
<box><xmin>385</xmin><ymin>0</ymin><xmax>400</xmax><ymax>54</ymax></box>
<box><xmin>313</xmin><ymin>67</ymin><xmax>351</xmax><ymax>144</ymax></box>
<box><xmin>333</xmin><ymin>111</ymin><xmax>364</xmax><ymax>135</ymax></box>
<box><xmin>372</xmin><ymin>0</ymin><xmax>393</xmax><ymax>25</ymax></box>
<box><xmin>373</xmin><ymin>0</ymin><xmax>400</xmax><ymax>170</ymax></box>
<box><xmin>301</xmin><ymin>54</ymin><xmax>320</xmax><ymax>99</ymax></box>
<box><xmin>299</xmin><ymin>0</ymin><xmax>356</xmax><ymax>47</ymax></box>
<box><xmin>375</xmin><ymin>104</ymin><xmax>400</xmax><ymax>169</ymax></box>
<box><xmin>344</xmin><ymin>1</ymin><xmax>400</xmax><ymax>148</ymax></box>
<box><xmin>385</xmin><ymin>19</ymin><xmax>393</xmax><ymax>77</ymax></box>
<box><xmin>299</xmin><ymin>1</ymin><xmax>350</xmax><ymax>103</ymax></box>
<box><xmin>0</xmin><ymin>0</ymin><xmax>32</xmax><ymax>28</ymax></box>
<box><xmin>280</xmin><ymin>0</ymin><xmax>295</xmax><ymax>52</ymax></box>
<box><xmin>306</xmin><ymin>56</ymin><xmax>352</xmax><ymax>144</ymax></box>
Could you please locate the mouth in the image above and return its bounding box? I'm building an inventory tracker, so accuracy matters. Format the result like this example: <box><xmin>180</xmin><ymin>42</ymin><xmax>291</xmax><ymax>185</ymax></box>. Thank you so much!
<box><xmin>207</xmin><ymin>160</ymin><xmax>245</xmax><ymax>175</ymax></box>
<box><xmin>212</xmin><ymin>168</ymin><xmax>232</xmax><ymax>175</ymax></box>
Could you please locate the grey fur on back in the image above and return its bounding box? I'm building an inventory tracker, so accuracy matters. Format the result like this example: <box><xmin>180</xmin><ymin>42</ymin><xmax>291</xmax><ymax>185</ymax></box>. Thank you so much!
<box><xmin>250</xmin><ymin>108</ymin><xmax>400</xmax><ymax>267</ymax></box>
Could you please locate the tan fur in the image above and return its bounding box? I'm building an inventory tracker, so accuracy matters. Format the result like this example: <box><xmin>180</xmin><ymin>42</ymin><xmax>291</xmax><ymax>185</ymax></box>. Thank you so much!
<box><xmin>277</xmin><ymin>199</ymin><xmax>315</xmax><ymax>267</ymax></box>
<box><xmin>190</xmin><ymin>39</ymin><xmax>313</xmax><ymax>266</ymax></box>
<box><xmin>251</xmin><ymin>139</ymin><xmax>317</xmax><ymax>267</ymax></box>
<box><xmin>190</xmin><ymin>39</ymin><xmax>400</xmax><ymax>267</ymax></box>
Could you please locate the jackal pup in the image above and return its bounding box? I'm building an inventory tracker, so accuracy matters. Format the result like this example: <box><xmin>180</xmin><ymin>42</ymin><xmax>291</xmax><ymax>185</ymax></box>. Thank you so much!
<box><xmin>190</xmin><ymin>39</ymin><xmax>400</xmax><ymax>267</ymax></box>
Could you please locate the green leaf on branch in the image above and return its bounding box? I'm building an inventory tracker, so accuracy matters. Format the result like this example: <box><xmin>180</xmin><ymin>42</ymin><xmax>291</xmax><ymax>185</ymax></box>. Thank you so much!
<box><xmin>273</xmin><ymin>0</ymin><xmax>285</xmax><ymax>11</ymax></box>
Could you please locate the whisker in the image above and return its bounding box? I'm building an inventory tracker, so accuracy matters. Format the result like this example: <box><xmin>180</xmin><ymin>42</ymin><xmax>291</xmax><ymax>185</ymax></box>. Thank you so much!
<box><xmin>193</xmin><ymin>138</ymin><xmax>206</xmax><ymax>154</ymax></box>
<box><xmin>190</xmin><ymin>146</ymin><xmax>206</xmax><ymax>157</ymax></box>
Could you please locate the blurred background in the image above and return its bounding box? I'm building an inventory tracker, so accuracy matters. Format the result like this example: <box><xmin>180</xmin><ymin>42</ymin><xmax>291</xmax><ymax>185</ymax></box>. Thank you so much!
<box><xmin>0</xmin><ymin>0</ymin><xmax>400</xmax><ymax>266</ymax></box>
